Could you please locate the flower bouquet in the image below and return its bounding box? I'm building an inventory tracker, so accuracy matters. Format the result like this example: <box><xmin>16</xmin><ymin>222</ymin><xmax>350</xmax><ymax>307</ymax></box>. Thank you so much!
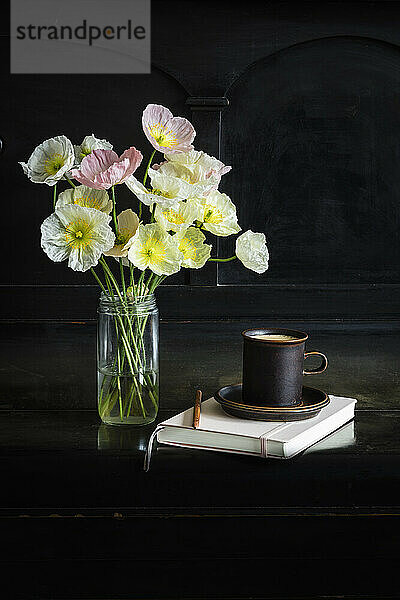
<box><xmin>21</xmin><ymin>103</ymin><xmax>269</xmax><ymax>426</ymax></box>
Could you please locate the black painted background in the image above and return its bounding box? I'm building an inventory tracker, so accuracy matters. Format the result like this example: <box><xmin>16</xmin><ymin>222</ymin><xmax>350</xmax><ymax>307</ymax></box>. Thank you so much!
<box><xmin>221</xmin><ymin>36</ymin><xmax>400</xmax><ymax>285</ymax></box>
<box><xmin>2</xmin><ymin>1</ymin><xmax>400</xmax><ymax>317</ymax></box>
<box><xmin>2</xmin><ymin>7</ymin><xmax>400</xmax><ymax>598</ymax></box>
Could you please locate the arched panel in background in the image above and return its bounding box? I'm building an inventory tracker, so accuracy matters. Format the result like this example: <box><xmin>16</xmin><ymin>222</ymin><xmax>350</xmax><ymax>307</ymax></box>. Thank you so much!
<box><xmin>220</xmin><ymin>37</ymin><xmax>400</xmax><ymax>285</ymax></box>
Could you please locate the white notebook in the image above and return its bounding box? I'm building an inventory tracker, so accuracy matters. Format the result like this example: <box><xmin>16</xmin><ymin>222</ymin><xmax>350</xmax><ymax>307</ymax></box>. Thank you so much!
<box><xmin>144</xmin><ymin>395</ymin><xmax>357</xmax><ymax>470</ymax></box>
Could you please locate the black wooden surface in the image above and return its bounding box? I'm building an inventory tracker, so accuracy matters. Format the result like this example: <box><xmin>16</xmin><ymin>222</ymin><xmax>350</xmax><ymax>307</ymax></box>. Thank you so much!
<box><xmin>1</xmin><ymin>320</ymin><xmax>400</xmax><ymax>599</ymax></box>
<box><xmin>0</xmin><ymin>408</ymin><xmax>399</xmax><ymax>509</ymax></box>
<box><xmin>1</xmin><ymin>405</ymin><xmax>400</xmax><ymax>599</ymax></box>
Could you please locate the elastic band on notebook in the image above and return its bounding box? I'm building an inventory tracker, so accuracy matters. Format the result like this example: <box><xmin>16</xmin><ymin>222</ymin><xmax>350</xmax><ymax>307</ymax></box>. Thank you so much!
<box><xmin>259</xmin><ymin>433</ymin><xmax>268</xmax><ymax>457</ymax></box>
<box><xmin>260</xmin><ymin>422</ymin><xmax>290</xmax><ymax>457</ymax></box>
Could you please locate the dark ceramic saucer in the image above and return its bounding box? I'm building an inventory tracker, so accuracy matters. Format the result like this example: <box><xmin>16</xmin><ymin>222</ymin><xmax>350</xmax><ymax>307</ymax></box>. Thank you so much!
<box><xmin>214</xmin><ymin>384</ymin><xmax>330</xmax><ymax>421</ymax></box>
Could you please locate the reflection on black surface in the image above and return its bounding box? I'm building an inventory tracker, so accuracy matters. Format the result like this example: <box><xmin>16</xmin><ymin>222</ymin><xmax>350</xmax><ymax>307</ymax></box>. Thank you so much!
<box><xmin>97</xmin><ymin>423</ymin><xmax>149</xmax><ymax>452</ymax></box>
<box><xmin>305</xmin><ymin>420</ymin><xmax>356</xmax><ymax>455</ymax></box>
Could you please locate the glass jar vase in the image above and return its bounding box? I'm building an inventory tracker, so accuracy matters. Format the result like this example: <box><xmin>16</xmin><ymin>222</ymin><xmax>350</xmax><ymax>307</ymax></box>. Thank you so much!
<box><xmin>97</xmin><ymin>292</ymin><xmax>159</xmax><ymax>426</ymax></box>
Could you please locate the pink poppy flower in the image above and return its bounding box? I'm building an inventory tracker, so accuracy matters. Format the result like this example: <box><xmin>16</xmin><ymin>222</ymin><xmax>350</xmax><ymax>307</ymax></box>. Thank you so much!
<box><xmin>142</xmin><ymin>104</ymin><xmax>195</xmax><ymax>154</ymax></box>
<box><xmin>71</xmin><ymin>147</ymin><xmax>142</xmax><ymax>190</ymax></box>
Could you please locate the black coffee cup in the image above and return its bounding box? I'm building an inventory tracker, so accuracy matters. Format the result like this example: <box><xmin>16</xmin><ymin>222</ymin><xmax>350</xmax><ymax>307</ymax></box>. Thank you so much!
<box><xmin>242</xmin><ymin>328</ymin><xmax>328</xmax><ymax>407</ymax></box>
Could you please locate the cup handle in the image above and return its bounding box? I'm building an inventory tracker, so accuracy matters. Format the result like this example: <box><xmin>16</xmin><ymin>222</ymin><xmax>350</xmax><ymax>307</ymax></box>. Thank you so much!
<box><xmin>303</xmin><ymin>351</ymin><xmax>328</xmax><ymax>375</ymax></box>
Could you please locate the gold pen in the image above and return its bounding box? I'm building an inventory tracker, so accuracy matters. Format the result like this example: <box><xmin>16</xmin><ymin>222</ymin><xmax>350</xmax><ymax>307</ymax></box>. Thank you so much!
<box><xmin>192</xmin><ymin>389</ymin><xmax>202</xmax><ymax>429</ymax></box>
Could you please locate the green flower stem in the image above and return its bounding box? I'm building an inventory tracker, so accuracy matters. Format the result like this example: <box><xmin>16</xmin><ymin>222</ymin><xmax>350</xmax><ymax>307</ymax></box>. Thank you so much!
<box><xmin>135</xmin><ymin>276</ymin><xmax>164</xmax><ymax>369</ymax></box>
<box><xmin>96</xmin><ymin>258</ymin><xmax>159</xmax><ymax>419</ymax></box>
<box><xmin>111</xmin><ymin>186</ymin><xmax>118</xmax><ymax>233</ymax></box>
<box><xmin>91</xmin><ymin>267</ymin><xmax>125</xmax><ymax>419</ymax></box>
<box><xmin>208</xmin><ymin>255</ymin><xmax>237</xmax><ymax>262</ymax></box>
<box><xmin>100</xmin><ymin>258</ymin><xmax>155</xmax><ymax>386</ymax></box>
<box><xmin>142</xmin><ymin>149</ymin><xmax>156</xmax><ymax>187</ymax></box>
<box><xmin>64</xmin><ymin>175</ymin><xmax>76</xmax><ymax>188</ymax></box>
<box><xmin>102</xmin><ymin>264</ymin><xmax>115</xmax><ymax>298</ymax></box>
<box><xmin>133</xmin><ymin>274</ymin><xmax>163</xmax><ymax>408</ymax></box>
<box><xmin>94</xmin><ymin>264</ymin><xmax>134</xmax><ymax>381</ymax></box>
<box><xmin>146</xmin><ymin>271</ymin><xmax>154</xmax><ymax>292</ymax></box>
<box><xmin>140</xmin><ymin>149</ymin><xmax>156</xmax><ymax>220</ymax></box>
<box><xmin>100</xmin><ymin>258</ymin><xmax>124</xmax><ymax>303</ymax></box>
<box><xmin>119</xmin><ymin>259</ymin><xmax>127</xmax><ymax>299</ymax></box>
<box><xmin>53</xmin><ymin>183</ymin><xmax>57</xmax><ymax>209</ymax></box>
<box><xmin>91</xmin><ymin>267</ymin><xmax>107</xmax><ymax>294</ymax></box>
<box><xmin>129</xmin><ymin>264</ymin><xmax>135</xmax><ymax>289</ymax></box>
<box><xmin>134</xmin><ymin>276</ymin><xmax>165</xmax><ymax>368</ymax></box>
<box><xmin>136</xmin><ymin>270</ymin><xmax>154</xmax><ymax>359</ymax></box>
<box><xmin>137</xmin><ymin>270</ymin><xmax>146</xmax><ymax>295</ymax></box>
<box><xmin>149</xmin><ymin>274</ymin><xmax>166</xmax><ymax>293</ymax></box>
<box><xmin>100</xmin><ymin>262</ymin><xmax>148</xmax><ymax>418</ymax></box>
<box><xmin>125</xmin><ymin>385</ymin><xmax>136</xmax><ymax>419</ymax></box>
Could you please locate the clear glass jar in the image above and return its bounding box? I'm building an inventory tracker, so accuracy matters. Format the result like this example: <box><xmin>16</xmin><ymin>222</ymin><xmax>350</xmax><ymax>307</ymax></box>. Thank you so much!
<box><xmin>97</xmin><ymin>292</ymin><xmax>159</xmax><ymax>426</ymax></box>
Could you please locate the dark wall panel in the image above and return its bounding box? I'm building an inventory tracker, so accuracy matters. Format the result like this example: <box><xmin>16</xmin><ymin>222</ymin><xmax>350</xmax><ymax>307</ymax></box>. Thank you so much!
<box><xmin>220</xmin><ymin>37</ymin><xmax>400</xmax><ymax>285</ymax></box>
<box><xmin>3</xmin><ymin>2</ymin><xmax>400</xmax><ymax>318</ymax></box>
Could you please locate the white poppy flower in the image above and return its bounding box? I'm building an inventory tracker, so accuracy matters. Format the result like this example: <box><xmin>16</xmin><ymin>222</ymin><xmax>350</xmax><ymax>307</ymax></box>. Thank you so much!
<box><xmin>56</xmin><ymin>185</ymin><xmax>112</xmax><ymax>214</ymax></box>
<box><xmin>154</xmin><ymin>199</ymin><xmax>200</xmax><ymax>233</ymax></box>
<box><xmin>125</xmin><ymin>172</ymin><xmax>184</xmax><ymax>209</ymax></box>
<box><xmin>104</xmin><ymin>209</ymin><xmax>139</xmax><ymax>259</ymax></box>
<box><xmin>20</xmin><ymin>135</ymin><xmax>75</xmax><ymax>186</ymax></box>
<box><xmin>197</xmin><ymin>190</ymin><xmax>241</xmax><ymax>237</ymax></box>
<box><xmin>164</xmin><ymin>149</ymin><xmax>231</xmax><ymax>182</ymax></box>
<box><xmin>142</xmin><ymin>104</ymin><xmax>195</xmax><ymax>154</ymax></box>
<box><xmin>174</xmin><ymin>227</ymin><xmax>212</xmax><ymax>269</ymax></box>
<box><xmin>150</xmin><ymin>163</ymin><xmax>218</xmax><ymax>199</ymax></box>
<box><xmin>235</xmin><ymin>230</ymin><xmax>269</xmax><ymax>273</ymax></box>
<box><xmin>74</xmin><ymin>134</ymin><xmax>113</xmax><ymax>164</ymax></box>
<box><xmin>41</xmin><ymin>204</ymin><xmax>115</xmax><ymax>272</ymax></box>
<box><xmin>127</xmin><ymin>223</ymin><xmax>183</xmax><ymax>276</ymax></box>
